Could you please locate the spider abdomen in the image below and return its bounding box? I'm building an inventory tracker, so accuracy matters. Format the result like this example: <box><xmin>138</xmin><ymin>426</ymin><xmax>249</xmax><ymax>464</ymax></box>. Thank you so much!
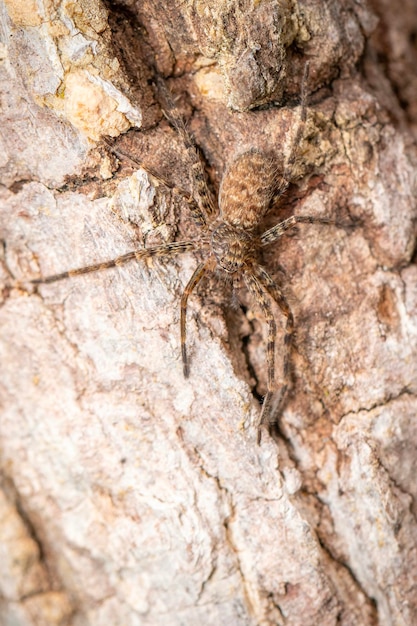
<box><xmin>219</xmin><ymin>150</ymin><xmax>278</xmax><ymax>231</ymax></box>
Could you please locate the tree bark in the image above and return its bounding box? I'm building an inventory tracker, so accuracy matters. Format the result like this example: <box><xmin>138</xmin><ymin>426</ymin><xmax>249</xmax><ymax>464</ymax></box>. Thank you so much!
<box><xmin>1</xmin><ymin>1</ymin><xmax>417</xmax><ymax>625</ymax></box>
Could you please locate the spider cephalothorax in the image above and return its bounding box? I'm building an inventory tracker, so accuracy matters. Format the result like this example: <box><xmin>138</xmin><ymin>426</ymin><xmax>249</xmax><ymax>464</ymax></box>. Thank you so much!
<box><xmin>211</xmin><ymin>220</ymin><xmax>257</xmax><ymax>273</ymax></box>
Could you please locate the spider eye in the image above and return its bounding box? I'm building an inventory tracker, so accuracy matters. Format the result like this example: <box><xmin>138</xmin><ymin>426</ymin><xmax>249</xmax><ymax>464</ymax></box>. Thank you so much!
<box><xmin>221</xmin><ymin>260</ymin><xmax>239</xmax><ymax>273</ymax></box>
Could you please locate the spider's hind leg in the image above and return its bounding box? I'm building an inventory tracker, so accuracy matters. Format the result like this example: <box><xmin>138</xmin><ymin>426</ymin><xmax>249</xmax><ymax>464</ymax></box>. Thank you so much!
<box><xmin>257</xmin><ymin>266</ymin><xmax>295</xmax><ymax>433</ymax></box>
<box><xmin>245</xmin><ymin>265</ymin><xmax>295</xmax><ymax>444</ymax></box>
<box><xmin>244</xmin><ymin>270</ymin><xmax>275</xmax><ymax>444</ymax></box>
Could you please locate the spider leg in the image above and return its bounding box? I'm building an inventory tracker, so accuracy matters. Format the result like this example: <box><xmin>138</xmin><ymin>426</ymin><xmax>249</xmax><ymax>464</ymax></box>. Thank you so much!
<box><xmin>154</xmin><ymin>76</ymin><xmax>217</xmax><ymax>223</ymax></box>
<box><xmin>244</xmin><ymin>270</ymin><xmax>277</xmax><ymax>445</ymax></box>
<box><xmin>27</xmin><ymin>240</ymin><xmax>197</xmax><ymax>285</ymax></box>
<box><xmin>180</xmin><ymin>258</ymin><xmax>213</xmax><ymax>377</ymax></box>
<box><xmin>282</xmin><ymin>61</ymin><xmax>310</xmax><ymax>181</ymax></box>
<box><xmin>269</xmin><ymin>62</ymin><xmax>310</xmax><ymax>208</ymax></box>
<box><xmin>261</xmin><ymin>215</ymin><xmax>335</xmax><ymax>246</ymax></box>
<box><xmin>103</xmin><ymin>138</ymin><xmax>210</xmax><ymax>229</ymax></box>
<box><xmin>173</xmin><ymin>121</ymin><xmax>217</xmax><ymax>224</ymax></box>
<box><xmin>253</xmin><ymin>264</ymin><xmax>295</xmax><ymax>439</ymax></box>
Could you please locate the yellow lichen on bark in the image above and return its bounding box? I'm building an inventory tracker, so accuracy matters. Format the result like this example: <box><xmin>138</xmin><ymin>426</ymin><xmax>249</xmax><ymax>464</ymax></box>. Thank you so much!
<box><xmin>64</xmin><ymin>70</ymin><xmax>131</xmax><ymax>139</ymax></box>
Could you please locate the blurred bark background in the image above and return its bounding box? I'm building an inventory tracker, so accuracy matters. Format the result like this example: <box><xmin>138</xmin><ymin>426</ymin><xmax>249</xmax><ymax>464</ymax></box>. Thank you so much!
<box><xmin>1</xmin><ymin>1</ymin><xmax>417</xmax><ymax>625</ymax></box>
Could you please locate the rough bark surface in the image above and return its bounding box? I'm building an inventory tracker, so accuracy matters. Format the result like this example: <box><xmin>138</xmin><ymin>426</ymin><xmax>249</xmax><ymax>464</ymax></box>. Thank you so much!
<box><xmin>1</xmin><ymin>1</ymin><xmax>417</xmax><ymax>625</ymax></box>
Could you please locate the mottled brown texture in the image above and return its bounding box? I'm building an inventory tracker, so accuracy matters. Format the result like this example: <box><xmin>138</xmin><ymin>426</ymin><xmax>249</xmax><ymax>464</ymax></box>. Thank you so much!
<box><xmin>366</xmin><ymin>0</ymin><xmax>417</xmax><ymax>132</ymax></box>
<box><xmin>219</xmin><ymin>151</ymin><xmax>279</xmax><ymax>230</ymax></box>
<box><xmin>129</xmin><ymin>0</ymin><xmax>372</xmax><ymax>109</ymax></box>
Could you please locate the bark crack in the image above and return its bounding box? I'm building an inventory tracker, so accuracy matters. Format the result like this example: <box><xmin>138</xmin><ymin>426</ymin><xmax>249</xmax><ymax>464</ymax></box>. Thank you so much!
<box><xmin>339</xmin><ymin>387</ymin><xmax>415</xmax><ymax>422</ymax></box>
<box><xmin>315</xmin><ymin>529</ymin><xmax>379</xmax><ymax>625</ymax></box>
<box><xmin>188</xmin><ymin>444</ymin><xmax>252</xmax><ymax>610</ymax></box>
<box><xmin>0</xmin><ymin>473</ymin><xmax>76</xmax><ymax>623</ymax></box>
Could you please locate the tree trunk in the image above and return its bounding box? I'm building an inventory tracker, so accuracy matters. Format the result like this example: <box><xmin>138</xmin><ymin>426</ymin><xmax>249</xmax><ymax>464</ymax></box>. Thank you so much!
<box><xmin>1</xmin><ymin>1</ymin><xmax>416</xmax><ymax>625</ymax></box>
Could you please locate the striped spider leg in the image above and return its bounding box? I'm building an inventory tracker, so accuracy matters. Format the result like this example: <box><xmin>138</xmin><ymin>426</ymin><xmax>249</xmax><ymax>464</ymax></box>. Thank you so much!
<box><xmin>250</xmin><ymin>214</ymin><xmax>339</xmax><ymax>443</ymax></box>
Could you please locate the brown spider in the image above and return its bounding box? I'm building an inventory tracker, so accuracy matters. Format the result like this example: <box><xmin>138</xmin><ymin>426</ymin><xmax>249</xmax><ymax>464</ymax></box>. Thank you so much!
<box><xmin>26</xmin><ymin>71</ymin><xmax>341</xmax><ymax>443</ymax></box>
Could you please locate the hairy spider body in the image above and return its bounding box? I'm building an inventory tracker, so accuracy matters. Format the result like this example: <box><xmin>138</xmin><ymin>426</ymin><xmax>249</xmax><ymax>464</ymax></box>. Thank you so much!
<box><xmin>25</xmin><ymin>68</ymin><xmax>345</xmax><ymax>443</ymax></box>
<box><xmin>211</xmin><ymin>151</ymin><xmax>277</xmax><ymax>273</ymax></box>
<box><xmin>219</xmin><ymin>150</ymin><xmax>279</xmax><ymax>230</ymax></box>
<box><xmin>211</xmin><ymin>222</ymin><xmax>256</xmax><ymax>273</ymax></box>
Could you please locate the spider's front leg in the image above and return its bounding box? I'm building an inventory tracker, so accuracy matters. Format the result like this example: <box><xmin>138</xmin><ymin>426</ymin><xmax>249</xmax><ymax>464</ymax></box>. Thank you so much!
<box><xmin>20</xmin><ymin>241</ymin><xmax>197</xmax><ymax>287</ymax></box>
<box><xmin>103</xmin><ymin>138</ymin><xmax>212</xmax><ymax>230</ymax></box>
